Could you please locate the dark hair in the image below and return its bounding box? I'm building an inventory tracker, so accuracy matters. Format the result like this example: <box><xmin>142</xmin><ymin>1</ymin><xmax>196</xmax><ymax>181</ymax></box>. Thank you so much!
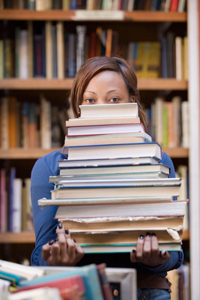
<box><xmin>70</xmin><ymin>56</ymin><xmax>147</xmax><ymax>130</ymax></box>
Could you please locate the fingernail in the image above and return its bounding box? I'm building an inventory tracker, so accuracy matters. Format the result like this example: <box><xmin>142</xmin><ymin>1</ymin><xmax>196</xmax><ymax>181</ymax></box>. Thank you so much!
<box><xmin>73</xmin><ymin>239</ymin><xmax>76</xmax><ymax>243</ymax></box>
<box><xmin>146</xmin><ymin>232</ymin><xmax>150</xmax><ymax>237</ymax></box>
<box><xmin>65</xmin><ymin>229</ymin><xmax>69</xmax><ymax>234</ymax></box>
<box><xmin>132</xmin><ymin>249</ymin><xmax>136</xmax><ymax>253</ymax></box>
<box><xmin>140</xmin><ymin>235</ymin><xmax>144</xmax><ymax>239</ymax></box>
<box><xmin>48</xmin><ymin>240</ymin><xmax>54</xmax><ymax>245</ymax></box>
<box><xmin>152</xmin><ymin>233</ymin><xmax>156</xmax><ymax>236</ymax></box>
<box><xmin>162</xmin><ymin>251</ymin><xmax>167</xmax><ymax>256</ymax></box>
<box><xmin>58</xmin><ymin>223</ymin><xmax>62</xmax><ymax>229</ymax></box>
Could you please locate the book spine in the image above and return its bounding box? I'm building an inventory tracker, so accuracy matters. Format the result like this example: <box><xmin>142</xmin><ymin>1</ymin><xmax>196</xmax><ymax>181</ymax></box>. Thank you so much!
<box><xmin>1</xmin><ymin>98</ymin><xmax>9</xmax><ymax>149</ymax></box>
<box><xmin>56</xmin><ymin>21</ymin><xmax>65</xmax><ymax>79</ymax></box>
<box><xmin>28</xmin><ymin>21</ymin><xmax>33</xmax><ymax>78</ymax></box>
<box><xmin>45</xmin><ymin>21</ymin><xmax>53</xmax><ymax>79</ymax></box>
<box><xmin>19</xmin><ymin>30</ymin><xmax>29</xmax><ymax>79</ymax></box>
<box><xmin>51</xmin><ymin>25</ymin><xmax>58</xmax><ymax>78</ymax></box>
<box><xmin>9</xmin><ymin>168</ymin><xmax>16</xmax><ymax>232</ymax></box>
<box><xmin>76</xmin><ymin>25</ymin><xmax>86</xmax><ymax>72</ymax></box>
<box><xmin>0</xmin><ymin>169</ymin><xmax>7</xmax><ymax>233</ymax></box>
<box><xmin>12</xmin><ymin>178</ymin><xmax>22</xmax><ymax>233</ymax></box>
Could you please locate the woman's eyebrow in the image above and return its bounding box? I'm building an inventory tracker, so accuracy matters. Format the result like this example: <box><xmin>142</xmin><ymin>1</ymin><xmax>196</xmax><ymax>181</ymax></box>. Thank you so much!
<box><xmin>107</xmin><ymin>89</ymin><xmax>118</xmax><ymax>95</ymax></box>
<box><xmin>84</xmin><ymin>91</ymin><xmax>97</xmax><ymax>95</ymax></box>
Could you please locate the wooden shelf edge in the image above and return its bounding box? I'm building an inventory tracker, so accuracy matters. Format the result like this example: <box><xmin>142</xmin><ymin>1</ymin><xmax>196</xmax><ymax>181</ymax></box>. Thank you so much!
<box><xmin>0</xmin><ymin>147</ymin><xmax>189</xmax><ymax>159</ymax></box>
<box><xmin>0</xmin><ymin>148</ymin><xmax>61</xmax><ymax>159</ymax></box>
<box><xmin>0</xmin><ymin>10</ymin><xmax>187</xmax><ymax>22</ymax></box>
<box><xmin>0</xmin><ymin>79</ymin><xmax>188</xmax><ymax>90</ymax></box>
<box><xmin>162</xmin><ymin>147</ymin><xmax>189</xmax><ymax>158</ymax></box>
<box><xmin>0</xmin><ymin>230</ymin><xmax>190</xmax><ymax>243</ymax></box>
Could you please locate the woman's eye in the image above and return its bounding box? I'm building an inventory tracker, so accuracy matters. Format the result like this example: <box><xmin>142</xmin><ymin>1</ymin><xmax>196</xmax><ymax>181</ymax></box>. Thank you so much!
<box><xmin>85</xmin><ymin>99</ymin><xmax>96</xmax><ymax>103</ymax></box>
<box><xmin>109</xmin><ymin>97</ymin><xmax>120</xmax><ymax>103</ymax></box>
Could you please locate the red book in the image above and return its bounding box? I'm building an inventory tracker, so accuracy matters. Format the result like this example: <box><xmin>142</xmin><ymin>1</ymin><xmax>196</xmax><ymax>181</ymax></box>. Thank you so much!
<box><xmin>97</xmin><ymin>263</ymin><xmax>113</xmax><ymax>300</ymax></box>
<box><xmin>170</xmin><ymin>0</ymin><xmax>179</xmax><ymax>11</ymax></box>
<box><xmin>13</xmin><ymin>275</ymin><xmax>86</xmax><ymax>300</ymax></box>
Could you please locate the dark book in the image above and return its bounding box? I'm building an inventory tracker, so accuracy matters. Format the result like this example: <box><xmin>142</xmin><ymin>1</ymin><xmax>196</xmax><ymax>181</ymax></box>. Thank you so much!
<box><xmin>52</xmin><ymin>0</ymin><xmax>62</xmax><ymax>9</ymax></box>
<box><xmin>70</xmin><ymin>0</ymin><xmax>77</xmax><ymax>10</ymax></box>
<box><xmin>166</xmin><ymin>31</ymin><xmax>175</xmax><ymax>78</ymax></box>
<box><xmin>161</xmin><ymin>37</ymin><xmax>168</xmax><ymax>78</ymax></box>
<box><xmin>33</xmin><ymin>35</ymin><xmax>42</xmax><ymax>77</ymax></box>
<box><xmin>51</xmin><ymin>25</ymin><xmax>57</xmax><ymax>78</ymax></box>
<box><xmin>41</xmin><ymin>24</ymin><xmax>46</xmax><ymax>78</ymax></box>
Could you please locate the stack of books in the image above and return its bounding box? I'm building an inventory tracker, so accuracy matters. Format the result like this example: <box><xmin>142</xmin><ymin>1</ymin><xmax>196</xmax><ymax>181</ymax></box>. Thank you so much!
<box><xmin>38</xmin><ymin>103</ymin><xmax>187</xmax><ymax>254</ymax></box>
<box><xmin>0</xmin><ymin>260</ymin><xmax>114</xmax><ymax>300</ymax></box>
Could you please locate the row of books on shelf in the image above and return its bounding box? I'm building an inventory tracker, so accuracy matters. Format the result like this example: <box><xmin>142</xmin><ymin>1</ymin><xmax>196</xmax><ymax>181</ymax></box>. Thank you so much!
<box><xmin>0</xmin><ymin>260</ymin><xmax>117</xmax><ymax>300</ymax></box>
<box><xmin>0</xmin><ymin>168</ymin><xmax>33</xmax><ymax>233</ymax></box>
<box><xmin>0</xmin><ymin>96</ymin><xmax>67</xmax><ymax>150</ymax></box>
<box><xmin>0</xmin><ymin>0</ymin><xmax>187</xmax><ymax>12</ymax></box>
<box><xmin>0</xmin><ymin>20</ymin><xmax>188</xmax><ymax>80</ymax></box>
<box><xmin>38</xmin><ymin>103</ymin><xmax>188</xmax><ymax>254</ymax></box>
<box><xmin>145</xmin><ymin>97</ymin><xmax>189</xmax><ymax>148</ymax></box>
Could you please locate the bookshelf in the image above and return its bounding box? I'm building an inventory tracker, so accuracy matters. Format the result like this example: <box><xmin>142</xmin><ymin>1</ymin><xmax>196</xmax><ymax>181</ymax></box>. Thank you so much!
<box><xmin>0</xmin><ymin>2</ymin><xmax>192</xmax><ymax>297</ymax></box>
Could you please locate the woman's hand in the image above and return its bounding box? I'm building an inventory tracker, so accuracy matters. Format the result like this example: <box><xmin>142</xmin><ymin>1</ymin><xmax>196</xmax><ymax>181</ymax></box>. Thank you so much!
<box><xmin>130</xmin><ymin>233</ymin><xmax>170</xmax><ymax>267</ymax></box>
<box><xmin>42</xmin><ymin>224</ymin><xmax>84</xmax><ymax>266</ymax></box>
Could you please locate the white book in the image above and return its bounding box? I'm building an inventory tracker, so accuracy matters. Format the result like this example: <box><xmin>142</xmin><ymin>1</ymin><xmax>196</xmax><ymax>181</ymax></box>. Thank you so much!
<box><xmin>155</xmin><ymin>97</ymin><xmax>164</xmax><ymax>146</ymax></box>
<box><xmin>76</xmin><ymin>25</ymin><xmax>86</xmax><ymax>72</ymax></box>
<box><xmin>56</xmin><ymin>21</ymin><xmax>64</xmax><ymax>79</ymax></box>
<box><xmin>67</xmin><ymin>141</ymin><xmax>162</xmax><ymax>161</ymax></box>
<box><xmin>127</xmin><ymin>0</ymin><xmax>135</xmax><ymax>11</ymax></box>
<box><xmin>172</xmin><ymin>96</ymin><xmax>181</xmax><ymax>147</ymax></box>
<box><xmin>13</xmin><ymin>178</ymin><xmax>22</xmax><ymax>233</ymax></box>
<box><xmin>178</xmin><ymin>0</ymin><xmax>186</xmax><ymax>12</ymax></box>
<box><xmin>28</xmin><ymin>21</ymin><xmax>33</xmax><ymax>78</ymax></box>
<box><xmin>164</xmin><ymin>0</ymin><xmax>171</xmax><ymax>12</ymax></box>
<box><xmin>79</xmin><ymin>103</ymin><xmax>139</xmax><ymax>118</ymax></box>
<box><xmin>19</xmin><ymin>30</ymin><xmax>28</xmax><ymax>79</ymax></box>
<box><xmin>8</xmin><ymin>287</ymin><xmax>61</xmax><ymax>300</ymax></box>
<box><xmin>181</xmin><ymin>101</ymin><xmax>189</xmax><ymax>148</ymax></box>
<box><xmin>0</xmin><ymin>278</ymin><xmax>10</xmax><ymax>293</ymax></box>
<box><xmin>45</xmin><ymin>21</ymin><xmax>53</xmax><ymax>79</ymax></box>
<box><xmin>175</xmin><ymin>36</ymin><xmax>183</xmax><ymax>80</ymax></box>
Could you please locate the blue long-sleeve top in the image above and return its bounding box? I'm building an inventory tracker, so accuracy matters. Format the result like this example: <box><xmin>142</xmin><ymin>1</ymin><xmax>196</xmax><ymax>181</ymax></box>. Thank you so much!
<box><xmin>30</xmin><ymin>149</ymin><xmax>183</xmax><ymax>276</ymax></box>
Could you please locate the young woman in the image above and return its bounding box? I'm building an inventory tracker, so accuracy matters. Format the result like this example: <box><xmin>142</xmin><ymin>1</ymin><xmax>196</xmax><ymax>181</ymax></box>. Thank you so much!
<box><xmin>31</xmin><ymin>56</ymin><xmax>183</xmax><ymax>299</ymax></box>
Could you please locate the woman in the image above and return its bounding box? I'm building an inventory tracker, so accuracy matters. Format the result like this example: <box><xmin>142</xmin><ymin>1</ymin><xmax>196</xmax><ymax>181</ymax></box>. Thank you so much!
<box><xmin>31</xmin><ymin>56</ymin><xmax>183</xmax><ymax>299</ymax></box>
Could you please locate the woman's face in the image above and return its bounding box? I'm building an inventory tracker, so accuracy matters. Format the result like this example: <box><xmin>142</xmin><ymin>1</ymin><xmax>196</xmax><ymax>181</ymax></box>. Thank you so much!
<box><xmin>82</xmin><ymin>71</ymin><xmax>135</xmax><ymax>105</ymax></box>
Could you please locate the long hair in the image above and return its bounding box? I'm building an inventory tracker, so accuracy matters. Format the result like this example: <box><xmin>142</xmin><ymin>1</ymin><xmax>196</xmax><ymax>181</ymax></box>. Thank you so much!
<box><xmin>70</xmin><ymin>56</ymin><xmax>147</xmax><ymax>130</ymax></box>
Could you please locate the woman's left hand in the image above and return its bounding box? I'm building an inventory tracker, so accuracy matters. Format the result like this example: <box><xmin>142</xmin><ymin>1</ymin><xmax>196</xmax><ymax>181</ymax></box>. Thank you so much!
<box><xmin>130</xmin><ymin>234</ymin><xmax>170</xmax><ymax>267</ymax></box>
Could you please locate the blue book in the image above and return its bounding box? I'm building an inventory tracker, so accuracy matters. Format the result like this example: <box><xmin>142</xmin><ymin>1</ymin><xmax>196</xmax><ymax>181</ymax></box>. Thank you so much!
<box><xmin>9</xmin><ymin>167</ymin><xmax>16</xmax><ymax>232</ymax></box>
<box><xmin>0</xmin><ymin>270</ymin><xmax>26</xmax><ymax>286</ymax></box>
<box><xmin>19</xmin><ymin>264</ymin><xmax>104</xmax><ymax>300</ymax></box>
<box><xmin>70</xmin><ymin>0</ymin><xmax>77</xmax><ymax>10</ymax></box>
<box><xmin>161</xmin><ymin>38</ymin><xmax>168</xmax><ymax>78</ymax></box>
<box><xmin>51</xmin><ymin>25</ymin><xmax>57</xmax><ymax>78</ymax></box>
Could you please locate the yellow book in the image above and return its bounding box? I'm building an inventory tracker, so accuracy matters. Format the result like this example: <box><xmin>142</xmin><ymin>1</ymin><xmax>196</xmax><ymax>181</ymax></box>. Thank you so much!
<box><xmin>183</xmin><ymin>36</ymin><xmax>188</xmax><ymax>80</ymax></box>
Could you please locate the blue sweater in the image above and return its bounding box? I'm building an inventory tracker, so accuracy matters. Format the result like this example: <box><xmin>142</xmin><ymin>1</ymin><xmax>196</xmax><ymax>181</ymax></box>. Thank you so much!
<box><xmin>30</xmin><ymin>149</ymin><xmax>183</xmax><ymax>276</ymax></box>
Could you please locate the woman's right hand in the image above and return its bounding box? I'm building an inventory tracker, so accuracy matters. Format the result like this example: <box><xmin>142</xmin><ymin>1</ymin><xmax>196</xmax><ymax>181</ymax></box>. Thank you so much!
<box><xmin>42</xmin><ymin>223</ymin><xmax>84</xmax><ymax>266</ymax></box>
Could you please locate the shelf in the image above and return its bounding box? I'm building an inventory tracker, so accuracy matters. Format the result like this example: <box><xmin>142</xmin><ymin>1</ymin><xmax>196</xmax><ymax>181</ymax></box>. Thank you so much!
<box><xmin>0</xmin><ymin>147</ymin><xmax>189</xmax><ymax>159</ymax></box>
<box><xmin>0</xmin><ymin>79</ymin><xmax>188</xmax><ymax>90</ymax></box>
<box><xmin>0</xmin><ymin>230</ymin><xmax>190</xmax><ymax>243</ymax></box>
<box><xmin>0</xmin><ymin>10</ymin><xmax>187</xmax><ymax>22</ymax></box>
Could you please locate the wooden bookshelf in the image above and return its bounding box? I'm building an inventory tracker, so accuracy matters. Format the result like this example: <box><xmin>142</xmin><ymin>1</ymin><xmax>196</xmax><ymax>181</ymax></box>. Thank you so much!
<box><xmin>0</xmin><ymin>79</ymin><xmax>188</xmax><ymax>90</ymax></box>
<box><xmin>0</xmin><ymin>10</ymin><xmax>187</xmax><ymax>22</ymax></box>
<box><xmin>0</xmin><ymin>230</ymin><xmax>190</xmax><ymax>243</ymax></box>
<box><xmin>0</xmin><ymin>147</ymin><xmax>189</xmax><ymax>159</ymax></box>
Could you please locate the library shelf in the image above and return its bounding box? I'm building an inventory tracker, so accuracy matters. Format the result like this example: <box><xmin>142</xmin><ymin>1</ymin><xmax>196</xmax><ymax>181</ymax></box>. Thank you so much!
<box><xmin>0</xmin><ymin>10</ymin><xmax>187</xmax><ymax>22</ymax></box>
<box><xmin>0</xmin><ymin>79</ymin><xmax>188</xmax><ymax>90</ymax></box>
<box><xmin>0</xmin><ymin>147</ymin><xmax>189</xmax><ymax>160</ymax></box>
<box><xmin>0</xmin><ymin>230</ymin><xmax>190</xmax><ymax>243</ymax></box>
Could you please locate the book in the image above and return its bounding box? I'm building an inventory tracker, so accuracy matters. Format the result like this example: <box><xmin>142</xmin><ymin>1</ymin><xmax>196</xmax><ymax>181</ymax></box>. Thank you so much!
<box><xmin>12</xmin><ymin>178</ymin><xmax>22</xmax><ymax>233</ymax></box>
<box><xmin>57</xmin><ymin>21</ymin><xmax>65</xmax><ymax>79</ymax></box>
<box><xmin>96</xmin><ymin>263</ymin><xmax>113</xmax><ymax>300</ymax></box>
<box><xmin>66</xmin><ymin>141</ymin><xmax>162</xmax><ymax>161</ymax></box>
<box><xmin>13</xmin><ymin>275</ymin><xmax>86</xmax><ymax>300</ymax></box>
<box><xmin>58</xmin><ymin>163</ymin><xmax>170</xmax><ymax>176</ymax></box>
<box><xmin>54</xmin><ymin>215</ymin><xmax>183</xmax><ymax>232</ymax></box>
<box><xmin>45</xmin><ymin>21</ymin><xmax>53</xmax><ymax>79</ymax></box>
<box><xmin>54</xmin><ymin>199</ymin><xmax>186</xmax><ymax>219</ymax></box>
<box><xmin>19</xmin><ymin>264</ymin><xmax>104</xmax><ymax>300</ymax></box>
<box><xmin>51</xmin><ymin>183</ymin><xmax>180</xmax><ymax>200</ymax></box>
<box><xmin>64</xmin><ymin>132</ymin><xmax>152</xmax><ymax>147</ymax></box>
<box><xmin>58</xmin><ymin>156</ymin><xmax>160</xmax><ymax>168</ymax></box>
<box><xmin>38</xmin><ymin>195</ymin><xmax>174</xmax><ymax>206</ymax></box>
<box><xmin>79</xmin><ymin>103</ymin><xmax>139</xmax><ymax>118</ymax></box>
<box><xmin>8</xmin><ymin>97</ymin><xmax>17</xmax><ymax>148</ymax></box>
<box><xmin>170</xmin><ymin>0</ymin><xmax>179</xmax><ymax>11</ymax></box>
<box><xmin>67</xmin><ymin>122</ymin><xmax>145</xmax><ymax>136</ymax></box>
<box><xmin>50</xmin><ymin>177</ymin><xmax>180</xmax><ymax>187</ymax></box>
<box><xmin>19</xmin><ymin>30</ymin><xmax>29</xmax><ymax>79</ymax></box>
<box><xmin>65</xmin><ymin>227</ymin><xmax>183</xmax><ymax>247</ymax></box>
<box><xmin>8</xmin><ymin>287</ymin><xmax>62</xmax><ymax>300</ymax></box>
<box><xmin>175</xmin><ymin>36</ymin><xmax>183</xmax><ymax>80</ymax></box>
<box><xmin>66</xmin><ymin>116</ymin><xmax>141</xmax><ymax>127</ymax></box>
<box><xmin>0</xmin><ymin>259</ymin><xmax>44</xmax><ymax>285</ymax></box>
<box><xmin>80</xmin><ymin>242</ymin><xmax>182</xmax><ymax>253</ymax></box>
<box><xmin>0</xmin><ymin>169</ymin><xmax>7</xmax><ymax>233</ymax></box>
<box><xmin>181</xmin><ymin>101</ymin><xmax>189</xmax><ymax>148</ymax></box>
<box><xmin>76</xmin><ymin>25</ymin><xmax>86</xmax><ymax>72</ymax></box>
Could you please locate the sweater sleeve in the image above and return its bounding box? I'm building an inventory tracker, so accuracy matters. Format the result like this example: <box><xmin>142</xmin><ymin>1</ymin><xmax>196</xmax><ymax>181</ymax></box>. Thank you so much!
<box><xmin>30</xmin><ymin>152</ymin><xmax>61</xmax><ymax>266</ymax></box>
<box><xmin>136</xmin><ymin>152</ymin><xmax>184</xmax><ymax>276</ymax></box>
